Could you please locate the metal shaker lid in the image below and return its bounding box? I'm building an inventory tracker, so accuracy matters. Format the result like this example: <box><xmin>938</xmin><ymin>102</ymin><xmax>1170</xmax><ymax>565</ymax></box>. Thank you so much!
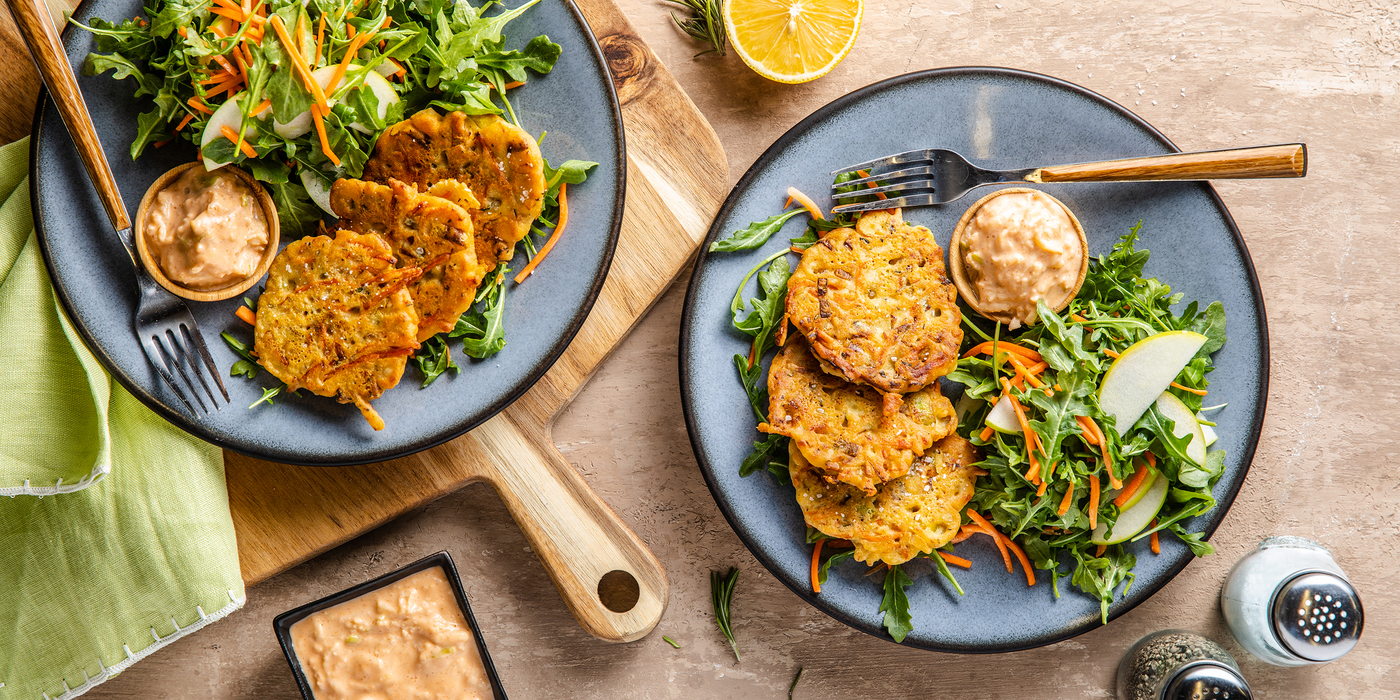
<box><xmin>1160</xmin><ymin>660</ymin><xmax>1251</xmax><ymax>700</ymax></box>
<box><xmin>1271</xmin><ymin>571</ymin><xmax>1363</xmax><ymax>662</ymax></box>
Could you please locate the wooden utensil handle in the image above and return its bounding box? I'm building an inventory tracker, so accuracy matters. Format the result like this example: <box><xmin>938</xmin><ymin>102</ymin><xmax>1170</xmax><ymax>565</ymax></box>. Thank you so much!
<box><xmin>1029</xmin><ymin>143</ymin><xmax>1306</xmax><ymax>183</ymax></box>
<box><xmin>473</xmin><ymin>416</ymin><xmax>667</xmax><ymax>643</ymax></box>
<box><xmin>7</xmin><ymin>0</ymin><xmax>130</xmax><ymax>230</ymax></box>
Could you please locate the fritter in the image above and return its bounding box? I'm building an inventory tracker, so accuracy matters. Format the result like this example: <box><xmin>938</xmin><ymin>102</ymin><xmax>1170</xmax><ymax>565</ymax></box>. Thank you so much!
<box><xmin>362</xmin><ymin>108</ymin><xmax>546</xmax><ymax>263</ymax></box>
<box><xmin>790</xmin><ymin>434</ymin><xmax>979</xmax><ymax>566</ymax></box>
<box><xmin>254</xmin><ymin>230</ymin><xmax>421</xmax><ymax>431</ymax></box>
<box><xmin>761</xmin><ymin>336</ymin><xmax>957</xmax><ymax>495</ymax></box>
<box><xmin>331</xmin><ymin>177</ymin><xmax>481</xmax><ymax>341</ymax></box>
<box><xmin>787</xmin><ymin>208</ymin><xmax>963</xmax><ymax>397</ymax></box>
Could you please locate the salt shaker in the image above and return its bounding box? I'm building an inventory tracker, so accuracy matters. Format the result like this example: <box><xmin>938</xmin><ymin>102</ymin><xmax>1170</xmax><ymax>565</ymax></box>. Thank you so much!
<box><xmin>1117</xmin><ymin>630</ymin><xmax>1251</xmax><ymax>700</ymax></box>
<box><xmin>1220</xmin><ymin>535</ymin><xmax>1363</xmax><ymax>666</ymax></box>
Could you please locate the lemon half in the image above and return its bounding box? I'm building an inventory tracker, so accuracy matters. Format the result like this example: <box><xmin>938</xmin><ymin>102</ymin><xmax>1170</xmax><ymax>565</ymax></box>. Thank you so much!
<box><xmin>724</xmin><ymin>0</ymin><xmax>864</xmax><ymax>84</ymax></box>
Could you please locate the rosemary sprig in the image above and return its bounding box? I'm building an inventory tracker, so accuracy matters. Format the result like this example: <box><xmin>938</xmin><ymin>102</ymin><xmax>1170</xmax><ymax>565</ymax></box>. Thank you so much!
<box><xmin>665</xmin><ymin>0</ymin><xmax>727</xmax><ymax>56</ymax></box>
<box><xmin>788</xmin><ymin>667</ymin><xmax>804</xmax><ymax>699</ymax></box>
<box><xmin>711</xmin><ymin>567</ymin><xmax>740</xmax><ymax>661</ymax></box>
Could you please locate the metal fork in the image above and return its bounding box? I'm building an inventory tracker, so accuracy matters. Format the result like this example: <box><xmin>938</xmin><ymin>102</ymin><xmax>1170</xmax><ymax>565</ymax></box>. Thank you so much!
<box><xmin>10</xmin><ymin>0</ymin><xmax>228</xmax><ymax>414</ymax></box>
<box><xmin>831</xmin><ymin>143</ymin><xmax>1307</xmax><ymax>213</ymax></box>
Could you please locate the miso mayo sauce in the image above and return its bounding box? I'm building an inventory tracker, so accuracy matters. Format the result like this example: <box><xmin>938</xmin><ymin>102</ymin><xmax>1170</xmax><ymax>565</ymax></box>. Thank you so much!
<box><xmin>143</xmin><ymin>165</ymin><xmax>268</xmax><ymax>290</ymax></box>
<box><xmin>290</xmin><ymin>567</ymin><xmax>493</xmax><ymax>700</ymax></box>
<box><xmin>961</xmin><ymin>191</ymin><xmax>1083</xmax><ymax>328</ymax></box>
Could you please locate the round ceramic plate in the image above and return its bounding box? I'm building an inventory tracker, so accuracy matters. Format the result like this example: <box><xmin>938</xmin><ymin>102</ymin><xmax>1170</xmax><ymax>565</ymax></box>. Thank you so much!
<box><xmin>32</xmin><ymin>0</ymin><xmax>623</xmax><ymax>465</ymax></box>
<box><xmin>679</xmin><ymin>67</ymin><xmax>1268</xmax><ymax>652</ymax></box>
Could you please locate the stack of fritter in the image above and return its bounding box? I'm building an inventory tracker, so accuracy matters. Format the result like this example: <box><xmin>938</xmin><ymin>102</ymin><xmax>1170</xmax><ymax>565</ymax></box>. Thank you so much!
<box><xmin>762</xmin><ymin>209</ymin><xmax>979</xmax><ymax>565</ymax></box>
<box><xmin>253</xmin><ymin>109</ymin><xmax>545</xmax><ymax>430</ymax></box>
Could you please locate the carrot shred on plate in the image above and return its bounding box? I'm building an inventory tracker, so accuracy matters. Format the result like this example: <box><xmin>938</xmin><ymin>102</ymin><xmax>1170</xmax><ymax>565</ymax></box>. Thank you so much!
<box><xmin>1150</xmin><ymin>519</ymin><xmax>1161</xmax><ymax>554</ymax></box>
<box><xmin>1004</xmin><ymin>537</ymin><xmax>1035</xmax><ymax>587</ymax></box>
<box><xmin>965</xmin><ymin>509</ymin><xmax>1012</xmax><ymax>574</ymax></box>
<box><xmin>311</xmin><ymin>104</ymin><xmax>340</xmax><ymax>166</ymax></box>
<box><xmin>235</xmin><ymin>305</ymin><xmax>256</xmax><ymax>325</ymax></box>
<box><xmin>1171</xmin><ymin>381</ymin><xmax>1208</xmax><ymax>396</ymax></box>
<box><xmin>187</xmin><ymin>97</ymin><xmax>214</xmax><ymax>115</ymax></box>
<box><xmin>270</xmin><ymin>15</ymin><xmax>328</xmax><ymax>111</ymax></box>
<box><xmin>1113</xmin><ymin>462</ymin><xmax>1150</xmax><ymax>508</ymax></box>
<box><xmin>1057</xmin><ymin>481</ymin><xmax>1075</xmax><ymax>516</ymax></box>
<box><xmin>1103</xmin><ymin>347</ymin><xmax>1121</xmax><ymax>359</ymax></box>
<box><xmin>961</xmin><ymin>341</ymin><xmax>1042</xmax><ymax>363</ymax></box>
<box><xmin>1088</xmin><ymin>475</ymin><xmax>1101</xmax><ymax>530</ymax></box>
<box><xmin>1095</xmin><ymin>544</ymin><xmax>1107</xmax><ymax>557</ymax></box>
<box><xmin>786</xmin><ymin>186</ymin><xmax>825</xmax><ymax>220</ymax></box>
<box><xmin>314</xmin><ymin>15</ymin><xmax>326</xmax><ymax>64</ymax></box>
<box><xmin>854</xmin><ymin>169</ymin><xmax>888</xmax><ymax>200</ymax></box>
<box><xmin>175</xmin><ymin>113</ymin><xmax>195</xmax><ymax>131</ymax></box>
<box><xmin>252</xmin><ymin>98</ymin><xmax>272</xmax><ymax>116</ymax></box>
<box><xmin>514</xmin><ymin>183</ymin><xmax>570</xmax><ymax>283</ymax></box>
<box><xmin>220</xmin><ymin>125</ymin><xmax>257</xmax><ymax>158</ymax></box>
<box><xmin>810</xmin><ymin>539</ymin><xmax>824</xmax><ymax>593</ymax></box>
<box><xmin>938</xmin><ymin>551</ymin><xmax>972</xmax><ymax>569</ymax></box>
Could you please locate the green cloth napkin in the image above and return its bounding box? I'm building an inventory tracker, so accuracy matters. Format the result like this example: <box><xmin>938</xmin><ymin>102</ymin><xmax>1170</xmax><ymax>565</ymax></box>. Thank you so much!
<box><xmin>0</xmin><ymin>137</ymin><xmax>246</xmax><ymax>700</ymax></box>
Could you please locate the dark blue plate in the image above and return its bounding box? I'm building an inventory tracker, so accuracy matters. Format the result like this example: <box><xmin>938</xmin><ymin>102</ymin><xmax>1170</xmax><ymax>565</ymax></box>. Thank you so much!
<box><xmin>679</xmin><ymin>67</ymin><xmax>1268</xmax><ymax>652</ymax></box>
<box><xmin>32</xmin><ymin>0</ymin><xmax>623</xmax><ymax>465</ymax></box>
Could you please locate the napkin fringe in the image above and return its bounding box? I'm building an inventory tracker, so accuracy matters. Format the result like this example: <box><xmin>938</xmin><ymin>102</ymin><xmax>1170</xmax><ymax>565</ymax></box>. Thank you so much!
<box><xmin>38</xmin><ymin>589</ymin><xmax>245</xmax><ymax>700</ymax></box>
<box><xmin>0</xmin><ymin>464</ymin><xmax>112</xmax><ymax>498</ymax></box>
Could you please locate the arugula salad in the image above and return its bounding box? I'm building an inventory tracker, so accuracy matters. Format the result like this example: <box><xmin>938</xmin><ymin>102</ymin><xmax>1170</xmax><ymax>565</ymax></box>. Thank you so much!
<box><xmin>713</xmin><ymin>177</ymin><xmax>1229</xmax><ymax>641</ymax></box>
<box><xmin>77</xmin><ymin>0</ymin><xmax>598</xmax><ymax>399</ymax></box>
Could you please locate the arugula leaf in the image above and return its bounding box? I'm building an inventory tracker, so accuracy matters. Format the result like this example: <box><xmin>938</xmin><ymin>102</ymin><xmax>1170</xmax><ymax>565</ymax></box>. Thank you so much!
<box><xmin>710</xmin><ymin>209</ymin><xmax>804</xmax><ymax>253</ymax></box>
<box><xmin>412</xmin><ymin>335</ymin><xmax>459</xmax><ymax>387</ymax></box>
<box><xmin>879</xmin><ymin>565</ymin><xmax>914</xmax><ymax>642</ymax></box>
<box><xmin>265</xmin><ymin>181</ymin><xmax>321</xmax><ymax>239</ymax></box>
<box><xmin>817</xmin><ymin>549</ymin><xmax>855</xmax><ymax>585</ymax></box>
<box><xmin>451</xmin><ymin>264</ymin><xmax>509</xmax><ymax>358</ymax></box>
<box><xmin>152</xmin><ymin>0</ymin><xmax>210</xmax><ymax>39</ymax></box>
<box><xmin>477</xmin><ymin>34</ymin><xmax>561</xmax><ymax>82</ymax></box>
<box><xmin>711</xmin><ymin>568</ymin><xmax>741</xmax><ymax>661</ymax></box>
<box><xmin>1190</xmin><ymin>301</ymin><xmax>1228</xmax><ymax>358</ymax></box>
<box><xmin>738</xmin><ymin>432</ymin><xmax>784</xmax><ymax>478</ymax></box>
<box><xmin>1167</xmin><ymin>525</ymin><xmax>1216</xmax><ymax>556</ymax></box>
<box><xmin>930</xmin><ymin>552</ymin><xmax>965</xmax><ymax>596</ymax></box>
<box><xmin>1070</xmin><ymin>545</ymin><xmax>1136</xmax><ymax>623</ymax></box>
<box><xmin>250</xmin><ymin>386</ymin><xmax>281</xmax><ymax>408</ymax></box>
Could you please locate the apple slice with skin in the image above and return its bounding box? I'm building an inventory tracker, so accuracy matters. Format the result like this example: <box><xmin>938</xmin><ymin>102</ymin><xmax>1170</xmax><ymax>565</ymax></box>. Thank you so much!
<box><xmin>1091</xmin><ymin>470</ymin><xmax>1168</xmax><ymax>545</ymax></box>
<box><xmin>1098</xmin><ymin>330</ymin><xmax>1207</xmax><ymax>436</ymax></box>
<box><xmin>985</xmin><ymin>394</ymin><xmax>1020</xmax><ymax>434</ymax></box>
<box><xmin>1198</xmin><ymin>413</ymin><xmax>1219</xmax><ymax>447</ymax></box>
<box><xmin>1102</xmin><ymin>466</ymin><xmax>1159</xmax><ymax>513</ymax></box>
<box><xmin>1155</xmin><ymin>391</ymin><xmax>1207</xmax><ymax>465</ymax></box>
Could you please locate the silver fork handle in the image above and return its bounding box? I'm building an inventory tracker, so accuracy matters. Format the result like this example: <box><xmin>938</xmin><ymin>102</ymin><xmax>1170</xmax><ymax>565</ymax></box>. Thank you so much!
<box><xmin>1026</xmin><ymin>143</ymin><xmax>1306</xmax><ymax>183</ymax></box>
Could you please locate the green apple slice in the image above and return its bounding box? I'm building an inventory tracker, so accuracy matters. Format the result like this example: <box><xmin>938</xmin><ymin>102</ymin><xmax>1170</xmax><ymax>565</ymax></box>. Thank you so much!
<box><xmin>985</xmin><ymin>395</ymin><xmax>1021</xmax><ymax>434</ymax></box>
<box><xmin>1198</xmin><ymin>413</ymin><xmax>1218</xmax><ymax>447</ymax></box>
<box><xmin>1155</xmin><ymin>391</ymin><xmax>1207</xmax><ymax>465</ymax></box>
<box><xmin>1098</xmin><ymin>330</ymin><xmax>1207</xmax><ymax>436</ymax></box>
<box><xmin>1091</xmin><ymin>472</ymin><xmax>1168</xmax><ymax>545</ymax></box>
<box><xmin>300</xmin><ymin>167</ymin><xmax>335</xmax><ymax>216</ymax></box>
<box><xmin>1102</xmin><ymin>467</ymin><xmax>1159</xmax><ymax>512</ymax></box>
<box><xmin>201</xmin><ymin>96</ymin><xmax>254</xmax><ymax>171</ymax></box>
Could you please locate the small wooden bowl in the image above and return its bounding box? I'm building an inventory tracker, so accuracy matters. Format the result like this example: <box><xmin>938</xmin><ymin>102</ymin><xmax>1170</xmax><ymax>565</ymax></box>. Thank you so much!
<box><xmin>948</xmin><ymin>187</ymin><xmax>1089</xmax><ymax>326</ymax></box>
<box><xmin>135</xmin><ymin>162</ymin><xmax>280</xmax><ymax>302</ymax></box>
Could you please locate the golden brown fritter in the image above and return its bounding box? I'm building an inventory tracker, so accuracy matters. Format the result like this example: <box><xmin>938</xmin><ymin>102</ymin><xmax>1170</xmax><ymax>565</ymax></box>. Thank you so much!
<box><xmin>787</xmin><ymin>208</ymin><xmax>963</xmax><ymax>396</ymax></box>
<box><xmin>330</xmin><ymin>177</ymin><xmax>481</xmax><ymax>341</ymax></box>
<box><xmin>254</xmin><ymin>230</ymin><xmax>421</xmax><ymax>431</ymax></box>
<box><xmin>791</xmin><ymin>434</ymin><xmax>980</xmax><ymax>566</ymax></box>
<box><xmin>761</xmin><ymin>336</ymin><xmax>957</xmax><ymax>495</ymax></box>
<box><xmin>362</xmin><ymin>109</ymin><xmax>545</xmax><ymax>263</ymax></box>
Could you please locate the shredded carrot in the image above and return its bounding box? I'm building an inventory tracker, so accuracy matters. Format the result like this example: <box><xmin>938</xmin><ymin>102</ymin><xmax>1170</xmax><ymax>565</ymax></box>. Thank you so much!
<box><xmin>206</xmin><ymin>76</ymin><xmax>242</xmax><ymax>99</ymax></box>
<box><xmin>210</xmin><ymin>4</ymin><xmax>245</xmax><ymax>23</ymax></box>
<box><xmin>311</xmin><ymin>104</ymin><xmax>340</xmax><ymax>166</ymax></box>
<box><xmin>152</xmin><ymin>138</ymin><xmax>172</xmax><ymax>148</ymax></box>
<box><xmin>965</xmin><ymin>509</ymin><xmax>1013</xmax><ymax>574</ymax></box>
<box><xmin>1071</xmin><ymin>313</ymin><xmax>1088</xmax><ymax>323</ymax></box>
<box><xmin>235</xmin><ymin>305</ymin><xmax>256</xmax><ymax>325</ymax></box>
<box><xmin>385</xmin><ymin>56</ymin><xmax>407</xmax><ymax>78</ymax></box>
<box><xmin>1113</xmin><ymin>463</ymin><xmax>1150</xmax><ymax>507</ymax></box>
<box><xmin>1145</xmin><ymin>452</ymin><xmax>1157</xmax><ymax>468</ymax></box>
<box><xmin>240</xmin><ymin>0</ymin><xmax>251</xmax><ymax>18</ymax></box>
<box><xmin>293</xmin><ymin>9</ymin><xmax>305</xmax><ymax>60</ymax></box>
<box><xmin>1095</xmin><ymin>544</ymin><xmax>1107</xmax><ymax>557</ymax></box>
<box><xmin>1171</xmin><ymin>381</ymin><xmax>1208</xmax><ymax>396</ymax></box>
<box><xmin>1076</xmin><ymin>415</ymin><xmax>1099</xmax><ymax>446</ymax></box>
<box><xmin>979</xmin><ymin>424</ymin><xmax>995</xmax><ymax>441</ymax></box>
<box><xmin>503</xmin><ymin>80</ymin><xmax>525</xmax><ymax>89</ymax></box>
<box><xmin>1036</xmin><ymin>479</ymin><xmax>1048</xmax><ymax>497</ymax></box>
<box><xmin>381</xmin><ymin>15</ymin><xmax>391</xmax><ymax>28</ymax></box>
<box><xmin>252</xmin><ymin>98</ymin><xmax>272</xmax><ymax>116</ymax></box>
<box><xmin>1008</xmin><ymin>355</ymin><xmax>1044</xmax><ymax>389</ymax></box>
<box><xmin>1088</xmin><ymin>475</ymin><xmax>1101</xmax><ymax>530</ymax></box>
<box><xmin>1150</xmin><ymin>519</ymin><xmax>1161</xmax><ymax>554</ymax></box>
<box><xmin>1057</xmin><ymin>482</ymin><xmax>1075</xmax><ymax>516</ymax></box>
<box><xmin>961</xmin><ymin>341</ymin><xmax>1042</xmax><ymax>363</ymax></box>
<box><xmin>221</xmin><ymin>125</ymin><xmax>257</xmax><ymax>158</ymax></box>
<box><xmin>1003</xmin><ymin>378</ymin><xmax>1040</xmax><ymax>481</ymax></box>
<box><xmin>1004</xmin><ymin>538</ymin><xmax>1035</xmax><ymax>587</ymax></box>
<box><xmin>270</xmin><ymin>15</ymin><xmax>329</xmax><ymax>110</ymax></box>
<box><xmin>178</xmin><ymin>26</ymin><xmax>188</xmax><ymax>37</ymax></box>
<box><xmin>938</xmin><ymin>551</ymin><xmax>972</xmax><ymax>569</ymax></box>
<box><xmin>187</xmin><ymin>97</ymin><xmax>214</xmax><ymax>114</ymax></box>
<box><xmin>951</xmin><ymin>525</ymin><xmax>986</xmax><ymax>544</ymax></box>
<box><xmin>212</xmin><ymin>53</ymin><xmax>238</xmax><ymax>78</ymax></box>
<box><xmin>199</xmin><ymin>71</ymin><xmax>234</xmax><ymax>85</ymax></box>
<box><xmin>514</xmin><ymin>183</ymin><xmax>570</xmax><ymax>283</ymax></box>
<box><xmin>786</xmin><ymin>186</ymin><xmax>825</xmax><ymax>220</ymax></box>
<box><xmin>314</xmin><ymin>15</ymin><xmax>326</xmax><ymax>64</ymax></box>
<box><xmin>175</xmin><ymin>112</ymin><xmax>195</xmax><ymax>131</ymax></box>
<box><xmin>810</xmin><ymin>539</ymin><xmax>824</xmax><ymax>593</ymax></box>
<box><xmin>327</xmin><ymin>28</ymin><xmax>375</xmax><ymax>94</ymax></box>
<box><xmin>854</xmin><ymin>169</ymin><xmax>889</xmax><ymax>200</ymax></box>
<box><xmin>1104</xmin><ymin>348</ymin><xmax>1121</xmax><ymax>359</ymax></box>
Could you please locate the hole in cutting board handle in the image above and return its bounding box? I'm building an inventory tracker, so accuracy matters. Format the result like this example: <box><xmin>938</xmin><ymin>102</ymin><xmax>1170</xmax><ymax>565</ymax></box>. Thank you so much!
<box><xmin>597</xmin><ymin>570</ymin><xmax>640</xmax><ymax>613</ymax></box>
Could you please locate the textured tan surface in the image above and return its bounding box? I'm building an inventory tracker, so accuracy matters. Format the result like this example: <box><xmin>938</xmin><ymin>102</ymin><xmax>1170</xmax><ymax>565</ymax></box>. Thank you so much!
<box><xmin>4</xmin><ymin>0</ymin><xmax>1398</xmax><ymax>697</ymax></box>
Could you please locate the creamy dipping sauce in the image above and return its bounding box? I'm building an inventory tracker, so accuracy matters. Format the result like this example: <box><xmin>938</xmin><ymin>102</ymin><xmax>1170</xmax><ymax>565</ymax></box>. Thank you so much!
<box><xmin>960</xmin><ymin>190</ymin><xmax>1084</xmax><ymax>328</ymax></box>
<box><xmin>290</xmin><ymin>567</ymin><xmax>493</xmax><ymax>700</ymax></box>
<box><xmin>143</xmin><ymin>165</ymin><xmax>268</xmax><ymax>290</ymax></box>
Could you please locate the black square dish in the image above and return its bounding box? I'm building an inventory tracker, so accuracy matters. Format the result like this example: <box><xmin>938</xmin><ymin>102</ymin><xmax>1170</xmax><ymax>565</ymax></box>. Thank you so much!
<box><xmin>273</xmin><ymin>551</ymin><xmax>507</xmax><ymax>700</ymax></box>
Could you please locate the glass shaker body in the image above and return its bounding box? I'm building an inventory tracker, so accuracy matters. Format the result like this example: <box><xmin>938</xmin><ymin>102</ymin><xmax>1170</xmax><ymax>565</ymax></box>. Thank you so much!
<box><xmin>1220</xmin><ymin>536</ymin><xmax>1352</xmax><ymax>666</ymax></box>
<box><xmin>1116</xmin><ymin>630</ymin><xmax>1249</xmax><ymax>700</ymax></box>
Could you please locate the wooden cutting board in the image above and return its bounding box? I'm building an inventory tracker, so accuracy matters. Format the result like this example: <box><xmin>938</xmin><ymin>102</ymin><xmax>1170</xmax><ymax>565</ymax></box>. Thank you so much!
<box><xmin>0</xmin><ymin>0</ymin><xmax>723</xmax><ymax>644</ymax></box>
<box><xmin>220</xmin><ymin>0</ymin><xmax>725</xmax><ymax>644</ymax></box>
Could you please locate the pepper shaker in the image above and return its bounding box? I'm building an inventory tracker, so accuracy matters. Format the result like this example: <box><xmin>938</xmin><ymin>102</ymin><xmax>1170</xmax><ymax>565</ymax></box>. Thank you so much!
<box><xmin>1117</xmin><ymin>630</ymin><xmax>1251</xmax><ymax>700</ymax></box>
<box><xmin>1220</xmin><ymin>535</ymin><xmax>1363</xmax><ymax>666</ymax></box>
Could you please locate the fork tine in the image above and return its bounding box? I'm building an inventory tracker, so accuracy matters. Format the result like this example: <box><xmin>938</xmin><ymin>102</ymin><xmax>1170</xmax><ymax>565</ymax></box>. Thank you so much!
<box><xmin>831</xmin><ymin>179</ymin><xmax>934</xmax><ymax>200</ymax></box>
<box><xmin>831</xmin><ymin>149</ymin><xmax>937</xmax><ymax>176</ymax></box>
<box><xmin>831</xmin><ymin>194</ymin><xmax>939</xmax><ymax>214</ymax></box>
<box><xmin>182</xmin><ymin>322</ymin><xmax>229</xmax><ymax>403</ymax></box>
<box><xmin>174</xmin><ymin>325</ymin><xmax>220</xmax><ymax>407</ymax></box>
<box><xmin>834</xmin><ymin>165</ymin><xmax>936</xmax><ymax>189</ymax></box>
<box><xmin>158</xmin><ymin>330</ymin><xmax>208</xmax><ymax>413</ymax></box>
<box><xmin>145</xmin><ymin>333</ymin><xmax>198</xmax><ymax>414</ymax></box>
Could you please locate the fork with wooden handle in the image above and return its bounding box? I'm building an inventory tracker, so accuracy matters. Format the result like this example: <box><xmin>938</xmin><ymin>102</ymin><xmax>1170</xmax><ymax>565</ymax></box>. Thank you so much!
<box><xmin>8</xmin><ymin>0</ymin><xmax>229</xmax><ymax>413</ymax></box>
<box><xmin>831</xmin><ymin>143</ymin><xmax>1307</xmax><ymax>213</ymax></box>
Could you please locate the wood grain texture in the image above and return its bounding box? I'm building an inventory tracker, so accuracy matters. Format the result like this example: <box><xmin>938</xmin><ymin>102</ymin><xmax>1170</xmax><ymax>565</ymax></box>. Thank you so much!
<box><xmin>1031</xmin><ymin>143</ymin><xmax>1307</xmax><ymax>182</ymax></box>
<box><xmin>5</xmin><ymin>0</ymin><xmax>129</xmax><ymax>229</ymax></box>
<box><xmin>224</xmin><ymin>0</ymin><xmax>727</xmax><ymax>644</ymax></box>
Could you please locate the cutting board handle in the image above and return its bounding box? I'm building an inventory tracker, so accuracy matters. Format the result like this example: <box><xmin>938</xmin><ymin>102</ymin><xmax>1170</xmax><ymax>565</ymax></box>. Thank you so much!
<box><xmin>473</xmin><ymin>415</ymin><xmax>667</xmax><ymax>642</ymax></box>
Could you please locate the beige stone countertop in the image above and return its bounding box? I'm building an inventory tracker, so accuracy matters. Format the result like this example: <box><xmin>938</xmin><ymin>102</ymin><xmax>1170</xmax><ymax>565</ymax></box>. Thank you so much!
<box><xmin>60</xmin><ymin>0</ymin><xmax>1400</xmax><ymax>697</ymax></box>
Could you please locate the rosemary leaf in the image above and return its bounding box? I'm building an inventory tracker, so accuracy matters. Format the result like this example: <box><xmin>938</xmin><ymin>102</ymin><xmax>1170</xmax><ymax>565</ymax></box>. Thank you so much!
<box><xmin>788</xmin><ymin>666</ymin><xmax>804</xmax><ymax>699</ymax></box>
<box><xmin>665</xmin><ymin>0</ymin><xmax>726</xmax><ymax>57</ymax></box>
<box><xmin>711</xmin><ymin>567</ymin><xmax>740</xmax><ymax>661</ymax></box>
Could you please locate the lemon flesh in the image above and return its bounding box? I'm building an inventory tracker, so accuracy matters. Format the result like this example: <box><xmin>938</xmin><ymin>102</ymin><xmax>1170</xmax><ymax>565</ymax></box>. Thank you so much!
<box><xmin>724</xmin><ymin>0</ymin><xmax>863</xmax><ymax>84</ymax></box>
